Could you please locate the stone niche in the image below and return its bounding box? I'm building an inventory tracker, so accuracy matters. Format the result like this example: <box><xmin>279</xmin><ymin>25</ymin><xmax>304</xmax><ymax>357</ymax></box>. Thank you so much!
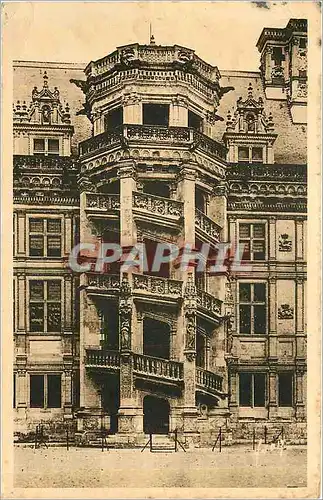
<box><xmin>276</xmin><ymin>280</ymin><xmax>295</xmax><ymax>334</ymax></box>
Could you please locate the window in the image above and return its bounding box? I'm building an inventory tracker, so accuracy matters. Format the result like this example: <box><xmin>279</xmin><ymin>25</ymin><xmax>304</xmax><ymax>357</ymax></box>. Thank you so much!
<box><xmin>238</xmin><ymin>146</ymin><xmax>263</xmax><ymax>164</ymax></box>
<box><xmin>33</xmin><ymin>138</ymin><xmax>59</xmax><ymax>156</ymax></box>
<box><xmin>105</xmin><ymin>107</ymin><xmax>123</xmax><ymax>130</ymax></box>
<box><xmin>29</xmin><ymin>280</ymin><xmax>61</xmax><ymax>333</ymax></box>
<box><xmin>195</xmin><ymin>187</ymin><xmax>206</xmax><ymax>213</ymax></box>
<box><xmin>239</xmin><ymin>223</ymin><xmax>266</xmax><ymax>260</ymax></box>
<box><xmin>143</xmin><ymin>103</ymin><xmax>169</xmax><ymax>126</ymax></box>
<box><xmin>29</xmin><ymin>218</ymin><xmax>62</xmax><ymax>257</ymax></box>
<box><xmin>239</xmin><ymin>282</ymin><xmax>266</xmax><ymax>334</ymax></box>
<box><xmin>239</xmin><ymin>373</ymin><xmax>266</xmax><ymax>407</ymax></box>
<box><xmin>30</xmin><ymin>374</ymin><xmax>61</xmax><ymax>408</ymax></box>
<box><xmin>188</xmin><ymin>110</ymin><xmax>203</xmax><ymax>131</ymax></box>
<box><xmin>278</xmin><ymin>372</ymin><xmax>293</xmax><ymax>407</ymax></box>
<box><xmin>299</xmin><ymin>38</ymin><xmax>307</xmax><ymax>49</ymax></box>
<box><xmin>272</xmin><ymin>46</ymin><xmax>285</xmax><ymax>66</ymax></box>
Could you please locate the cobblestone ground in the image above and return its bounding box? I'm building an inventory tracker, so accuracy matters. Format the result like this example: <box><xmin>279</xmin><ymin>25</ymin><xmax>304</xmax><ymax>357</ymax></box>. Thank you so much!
<box><xmin>14</xmin><ymin>445</ymin><xmax>307</xmax><ymax>489</ymax></box>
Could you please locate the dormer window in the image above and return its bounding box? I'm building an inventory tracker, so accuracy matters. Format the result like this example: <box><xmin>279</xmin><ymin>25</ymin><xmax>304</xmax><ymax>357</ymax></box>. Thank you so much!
<box><xmin>143</xmin><ymin>103</ymin><xmax>169</xmax><ymax>126</ymax></box>
<box><xmin>33</xmin><ymin>138</ymin><xmax>59</xmax><ymax>156</ymax></box>
<box><xmin>238</xmin><ymin>146</ymin><xmax>263</xmax><ymax>164</ymax></box>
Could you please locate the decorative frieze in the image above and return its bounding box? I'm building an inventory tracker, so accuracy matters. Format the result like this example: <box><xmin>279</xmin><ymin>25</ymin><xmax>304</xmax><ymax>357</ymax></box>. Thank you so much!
<box><xmin>86</xmin><ymin>274</ymin><xmax>120</xmax><ymax>291</ymax></box>
<box><xmin>278</xmin><ymin>304</ymin><xmax>294</xmax><ymax>320</ymax></box>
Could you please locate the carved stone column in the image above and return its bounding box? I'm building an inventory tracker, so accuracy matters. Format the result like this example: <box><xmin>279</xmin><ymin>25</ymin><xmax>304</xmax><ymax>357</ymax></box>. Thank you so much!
<box><xmin>63</xmin><ymin>369</ymin><xmax>73</xmax><ymax>416</ymax></box>
<box><xmin>182</xmin><ymin>275</ymin><xmax>198</xmax><ymax>432</ymax></box>
<box><xmin>118</xmin><ymin>274</ymin><xmax>142</xmax><ymax>433</ymax></box>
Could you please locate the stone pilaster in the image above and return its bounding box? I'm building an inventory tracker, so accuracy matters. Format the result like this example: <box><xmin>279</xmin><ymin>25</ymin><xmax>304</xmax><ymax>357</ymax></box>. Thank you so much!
<box><xmin>268</xmin><ymin>276</ymin><xmax>278</xmax><ymax>360</ymax></box>
<box><xmin>268</xmin><ymin>371</ymin><xmax>278</xmax><ymax>419</ymax></box>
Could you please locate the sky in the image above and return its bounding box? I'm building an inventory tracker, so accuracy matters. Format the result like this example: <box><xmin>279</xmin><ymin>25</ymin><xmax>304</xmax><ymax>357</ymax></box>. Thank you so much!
<box><xmin>3</xmin><ymin>1</ymin><xmax>320</xmax><ymax>71</ymax></box>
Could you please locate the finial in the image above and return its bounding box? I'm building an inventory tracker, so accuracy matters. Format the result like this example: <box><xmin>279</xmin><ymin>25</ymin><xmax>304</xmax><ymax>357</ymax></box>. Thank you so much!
<box><xmin>247</xmin><ymin>82</ymin><xmax>253</xmax><ymax>98</ymax></box>
<box><xmin>149</xmin><ymin>22</ymin><xmax>155</xmax><ymax>44</ymax></box>
<box><xmin>43</xmin><ymin>71</ymin><xmax>48</xmax><ymax>87</ymax></box>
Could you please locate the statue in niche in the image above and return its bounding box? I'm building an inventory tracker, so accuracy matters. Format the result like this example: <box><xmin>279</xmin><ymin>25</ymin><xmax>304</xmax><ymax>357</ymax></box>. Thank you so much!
<box><xmin>246</xmin><ymin>113</ymin><xmax>256</xmax><ymax>132</ymax></box>
<box><xmin>42</xmin><ymin>105</ymin><xmax>51</xmax><ymax>124</ymax></box>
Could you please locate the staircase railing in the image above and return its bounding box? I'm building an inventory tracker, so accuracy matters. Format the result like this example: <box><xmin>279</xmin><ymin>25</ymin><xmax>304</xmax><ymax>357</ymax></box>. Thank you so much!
<box><xmin>133</xmin><ymin>353</ymin><xmax>184</xmax><ymax>381</ymax></box>
<box><xmin>196</xmin><ymin>367</ymin><xmax>223</xmax><ymax>392</ymax></box>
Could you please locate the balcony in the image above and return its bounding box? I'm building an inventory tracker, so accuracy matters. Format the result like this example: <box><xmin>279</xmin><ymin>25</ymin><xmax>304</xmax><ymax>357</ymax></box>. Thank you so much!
<box><xmin>84</xmin><ymin>192</ymin><xmax>120</xmax><ymax>221</ymax></box>
<box><xmin>133</xmin><ymin>274</ymin><xmax>183</xmax><ymax>303</ymax></box>
<box><xmin>133</xmin><ymin>191</ymin><xmax>183</xmax><ymax>228</ymax></box>
<box><xmin>13</xmin><ymin>154</ymin><xmax>75</xmax><ymax>170</ymax></box>
<box><xmin>197</xmin><ymin>289</ymin><xmax>222</xmax><ymax>321</ymax></box>
<box><xmin>85</xmin><ymin>349</ymin><xmax>120</xmax><ymax>370</ymax></box>
<box><xmin>195</xmin><ymin>209</ymin><xmax>221</xmax><ymax>243</ymax></box>
<box><xmin>85</xmin><ymin>273</ymin><xmax>182</xmax><ymax>303</ymax></box>
<box><xmin>196</xmin><ymin>367</ymin><xmax>225</xmax><ymax>398</ymax></box>
<box><xmin>227</xmin><ymin>163</ymin><xmax>307</xmax><ymax>182</ymax></box>
<box><xmin>79</xmin><ymin>125</ymin><xmax>227</xmax><ymax>165</ymax></box>
<box><xmin>85</xmin><ymin>273</ymin><xmax>120</xmax><ymax>296</ymax></box>
<box><xmin>133</xmin><ymin>354</ymin><xmax>184</xmax><ymax>383</ymax></box>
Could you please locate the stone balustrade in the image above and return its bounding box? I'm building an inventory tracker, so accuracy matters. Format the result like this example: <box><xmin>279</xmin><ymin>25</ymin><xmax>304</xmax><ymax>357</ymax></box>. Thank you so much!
<box><xmin>227</xmin><ymin>163</ymin><xmax>306</xmax><ymax>182</ymax></box>
<box><xmin>86</xmin><ymin>273</ymin><xmax>120</xmax><ymax>291</ymax></box>
<box><xmin>79</xmin><ymin>125</ymin><xmax>226</xmax><ymax>163</ymax></box>
<box><xmin>132</xmin><ymin>274</ymin><xmax>183</xmax><ymax>297</ymax></box>
<box><xmin>85</xmin><ymin>349</ymin><xmax>120</xmax><ymax>369</ymax></box>
<box><xmin>133</xmin><ymin>353</ymin><xmax>184</xmax><ymax>381</ymax></box>
<box><xmin>197</xmin><ymin>289</ymin><xmax>222</xmax><ymax>316</ymax></box>
<box><xmin>195</xmin><ymin>209</ymin><xmax>221</xmax><ymax>242</ymax></box>
<box><xmin>133</xmin><ymin>191</ymin><xmax>184</xmax><ymax>218</ymax></box>
<box><xmin>125</xmin><ymin>124</ymin><xmax>191</xmax><ymax>143</ymax></box>
<box><xmin>196</xmin><ymin>367</ymin><xmax>223</xmax><ymax>392</ymax></box>
<box><xmin>85</xmin><ymin>193</ymin><xmax>120</xmax><ymax>210</ymax></box>
<box><xmin>13</xmin><ymin>194</ymin><xmax>79</xmax><ymax>206</ymax></box>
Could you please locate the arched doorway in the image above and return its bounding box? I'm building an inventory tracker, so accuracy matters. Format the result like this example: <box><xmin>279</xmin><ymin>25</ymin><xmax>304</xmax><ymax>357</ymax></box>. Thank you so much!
<box><xmin>143</xmin><ymin>395</ymin><xmax>170</xmax><ymax>434</ymax></box>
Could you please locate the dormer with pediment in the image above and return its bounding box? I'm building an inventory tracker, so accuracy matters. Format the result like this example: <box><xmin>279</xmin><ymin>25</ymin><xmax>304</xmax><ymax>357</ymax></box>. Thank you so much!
<box><xmin>257</xmin><ymin>19</ymin><xmax>307</xmax><ymax>124</ymax></box>
<box><xmin>222</xmin><ymin>83</ymin><xmax>277</xmax><ymax>164</ymax></box>
<box><xmin>13</xmin><ymin>72</ymin><xmax>74</xmax><ymax>156</ymax></box>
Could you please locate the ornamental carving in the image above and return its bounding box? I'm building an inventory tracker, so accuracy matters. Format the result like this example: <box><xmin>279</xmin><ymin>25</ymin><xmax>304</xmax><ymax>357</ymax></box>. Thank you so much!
<box><xmin>184</xmin><ymin>274</ymin><xmax>197</xmax><ymax>358</ymax></box>
<box><xmin>133</xmin><ymin>192</ymin><xmax>183</xmax><ymax>218</ymax></box>
<box><xmin>278</xmin><ymin>304</ymin><xmax>294</xmax><ymax>320</ymax></box>
<box><xmin>297</xmin><ymin>83</ymin><xmax>307</xmax><ymax>98</ymax></box>
<box><xmin>271</xmin><ymin>65</ymin><xmax>284</xmax><ymax>80</ymax></box>
<box><xmin>278</xmin><ymin>233</ymin><xmax>292</xmax><ymax>252</ymax></box>
<box><xmin>119</xmin><ymin>274</ymin><xmax>132</xmax><ymax>351</ymax></box>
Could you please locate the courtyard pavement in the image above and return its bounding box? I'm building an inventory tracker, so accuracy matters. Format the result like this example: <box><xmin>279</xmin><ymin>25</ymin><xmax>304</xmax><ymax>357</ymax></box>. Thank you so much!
<box><xmin>14</xmin><ymin>444</ymin><xmax>307</xmax><ymax>489</ymax></box>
